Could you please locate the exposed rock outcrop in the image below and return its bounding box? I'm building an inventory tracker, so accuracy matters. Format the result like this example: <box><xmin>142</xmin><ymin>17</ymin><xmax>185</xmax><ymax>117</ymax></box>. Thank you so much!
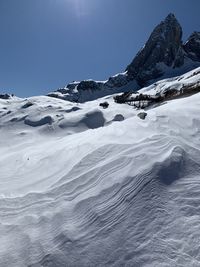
<box><xmin>137</xmin><ymin>112</ymin><xmax>147</xmax><ymax>120</ymax></box>
<box><xmin>183</xmin><ymin>32</ymin><xmax>200</xmax><ymax>61</ymax></box>
<box><xmin>0</xmin><ymin>94</ymin><xmax>11</xmax><ymax>100</ymax></box>
<box><xmin>126</xmin><ymin>14</ymin><xmax>187</xmax><ymax>86</ymax></box>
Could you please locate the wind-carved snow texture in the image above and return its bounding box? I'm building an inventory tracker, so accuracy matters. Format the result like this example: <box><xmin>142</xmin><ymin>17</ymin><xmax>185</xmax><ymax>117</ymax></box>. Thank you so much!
<box><xmin>1</xmin><ymin>69</ymin><xmax>200</xmax><ymax>266</ymax></box>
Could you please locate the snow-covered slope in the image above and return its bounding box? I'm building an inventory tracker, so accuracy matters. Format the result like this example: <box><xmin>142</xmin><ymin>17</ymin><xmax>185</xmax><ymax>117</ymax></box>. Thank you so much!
<box><xmin>139</xmin><ymin>66</ymin><xmax>200</xmax><ymax>96</ymax></box>
<box><xmin>1</xmin><ymin>86</ymin><xmax>200</xmax><ymax>266</ymax></box>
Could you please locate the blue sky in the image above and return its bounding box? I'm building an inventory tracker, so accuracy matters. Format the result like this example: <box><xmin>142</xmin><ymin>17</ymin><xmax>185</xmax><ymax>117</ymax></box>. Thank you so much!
<box><xmin>0</xmin><ymin>0</ymin><xmax>200</xmax><ymax>97</ymax></box>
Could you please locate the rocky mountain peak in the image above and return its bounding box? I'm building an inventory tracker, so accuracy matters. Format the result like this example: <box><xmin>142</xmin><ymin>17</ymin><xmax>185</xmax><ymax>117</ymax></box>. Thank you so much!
<box><xmin>126</xmin><ymin>13</ymin><xmax>184</xmax><ymax>86</ymax></box>
<box><xmin>162</xmin><ymin>13</ymin><xmax>182</xmax><ymax>43</ymax></box>
<box><xmin>184</xmin><ymin>31</ymin><xmax>200</xmax><ymax>61</ymax></box>
<box><xmin>49</xmin><ymin>14</ymin><xmax>200</xmax><ymax>102</ymax></box>
<box><xmin>164</xmin><ymin>13</ymin><xmax>177</xmax><ymax>22</ymax></box>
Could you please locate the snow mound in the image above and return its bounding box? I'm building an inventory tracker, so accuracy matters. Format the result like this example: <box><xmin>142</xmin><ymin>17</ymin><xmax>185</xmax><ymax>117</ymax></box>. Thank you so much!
<box><xmin>24</xmin><ymin>116</ymin><xmax>53</xmax><ymax>127</ymax></box>
<box><xmin>1</xmin><ymin>90</ymin><xmax>200</xmax><ymax>266</ymax></box>
<box><xmin>59</xmin><ymin>110</ymin><xmax>105</xmax><ymax>131</ymax></box>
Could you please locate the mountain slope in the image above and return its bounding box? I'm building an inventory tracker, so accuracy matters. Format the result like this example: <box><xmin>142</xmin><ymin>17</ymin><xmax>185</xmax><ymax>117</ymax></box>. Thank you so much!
<box><xmin>1</xmin><ymin>71</ymin><xmax>200</xmax><ymax>265</ymax></box>
<box><xmin>139</xmin><ymin>66</ymin><xmax>200</xmax><ymax>96</ymax></box>
<box><xmin>126</xmin><ymin>13</ymin><xmax>200</xmax><ymax>85</ymax></box>
<box><xmin>48</xmin><ymin>14</ymin><xmax>200</xmax><ymax>102</ymax></box>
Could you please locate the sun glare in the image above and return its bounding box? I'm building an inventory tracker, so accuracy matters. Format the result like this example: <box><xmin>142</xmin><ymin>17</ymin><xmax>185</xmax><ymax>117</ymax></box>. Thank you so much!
<box><xmin>70</xmin><ymin>0</ymin><xmax>89</xmax><ymax>18</ymax></box>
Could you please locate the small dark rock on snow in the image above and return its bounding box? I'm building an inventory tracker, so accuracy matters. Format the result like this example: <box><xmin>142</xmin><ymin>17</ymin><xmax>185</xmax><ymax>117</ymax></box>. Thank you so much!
<box><xmin>99</xmin><ymin>102</ymin><xmax>109</xmax><ymax>109</ymax></box>
<box><xmin>113</xmin><ymin>114</ymin><xmax>125</xmax><ymax>121</ymax></box>
<box><xmin>137</xmin><ymin>112</ymin><xmax>147</xmax><ymax>120</ymax></box>
<box><xmin>22</xmin><ymin>101</ymin><xmax>34</xmax><ymax>109</ymax></box>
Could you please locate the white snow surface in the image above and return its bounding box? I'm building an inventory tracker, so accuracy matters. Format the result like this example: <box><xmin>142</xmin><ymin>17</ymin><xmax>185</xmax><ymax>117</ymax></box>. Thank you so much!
<box><xmin>140</xmin><ymin>66</ymin><xmax>200</xmax><ymax>96</ymax></box>
<box><xmin>1</xmin><ymin>83</ymin><xmax>200</xmax><ymax>265</ymax></box>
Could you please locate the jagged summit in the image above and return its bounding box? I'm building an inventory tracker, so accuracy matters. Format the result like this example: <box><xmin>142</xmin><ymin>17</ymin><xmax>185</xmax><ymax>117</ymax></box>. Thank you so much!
<box><xmin>126</xmin><ymin>13</ymin><xmax>184</xmax><ymax>85</ymax></box>
<box><xmin>184</xmin><ymin>31</ymin><xmax>200</xmax><ymax>61</ymax></box>
<box><xmin>164</xmin><ymin>13</ymin><xmax>177</xmax><ymax>22</ymax></box>
<box><xmin>126</xmin><ymin>14</ymin><xmax>200</xmax><ymax>86</ymax></box>
<box><xmin>48</xmin><ymin>13</ymin><xmax>200</xmax><ymax>102</ymax></box>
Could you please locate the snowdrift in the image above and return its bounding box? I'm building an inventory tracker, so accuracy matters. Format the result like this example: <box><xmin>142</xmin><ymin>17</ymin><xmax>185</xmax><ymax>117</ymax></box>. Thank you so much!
<box><xmin>1</xmin><ymin>76</ymin><xmax>200</xmax><ymax>266</ymax></box>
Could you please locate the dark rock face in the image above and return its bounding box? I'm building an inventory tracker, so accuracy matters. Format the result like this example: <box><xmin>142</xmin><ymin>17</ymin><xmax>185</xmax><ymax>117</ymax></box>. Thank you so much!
<box><xmin>77</xmin><ymin>80</ymin><xmax>101</xmax><ymax>91</ymax></box>
<box><xmin>106</xmin><ymin>73</ymin><xmax>130</xmax><ymax>88</ymax></box>
<box><xmin>126</xmin><ymin>14</ymin><xmax>184</xmax><ymax>86</ymax></box>
<box><xmin>184</xmin><ymin>32</ymin><xmax>200</xmax><ymax>61</ymax></box>
<box><xmin>0</xmin><ymin>94</ymin><xmax>11</xmax><ymax>99</ymax></box>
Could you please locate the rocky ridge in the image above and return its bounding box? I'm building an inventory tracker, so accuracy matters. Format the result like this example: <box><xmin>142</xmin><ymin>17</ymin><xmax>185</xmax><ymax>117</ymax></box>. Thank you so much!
<box><xmin>48</xmin><ymin>13</ymin><xmax>200</xmax><ymax>102</ymax></box>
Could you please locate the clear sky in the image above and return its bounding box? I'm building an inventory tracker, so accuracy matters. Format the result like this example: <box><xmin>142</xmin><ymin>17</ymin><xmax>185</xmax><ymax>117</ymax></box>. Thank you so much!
<box><xmin>0</xmin><ymin>0</ymin><xmax>200</xmax><ymax>97</ymax></box>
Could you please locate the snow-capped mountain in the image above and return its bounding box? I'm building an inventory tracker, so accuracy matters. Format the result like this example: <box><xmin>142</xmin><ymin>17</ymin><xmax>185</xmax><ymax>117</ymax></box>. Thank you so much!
<box><xmin>126</xmin><ymin>14</ymin><xmax>200</xmax><ymax>85</ymax></box>
<box><xmin>1</xmin><ymin>66</ymin><xmax>200</xmax><ymax>266</ymax></box>
<box><xmin>48</xmin><ymin>13</ymin><xmax>200</xmax><ymax>102</ymax></box>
